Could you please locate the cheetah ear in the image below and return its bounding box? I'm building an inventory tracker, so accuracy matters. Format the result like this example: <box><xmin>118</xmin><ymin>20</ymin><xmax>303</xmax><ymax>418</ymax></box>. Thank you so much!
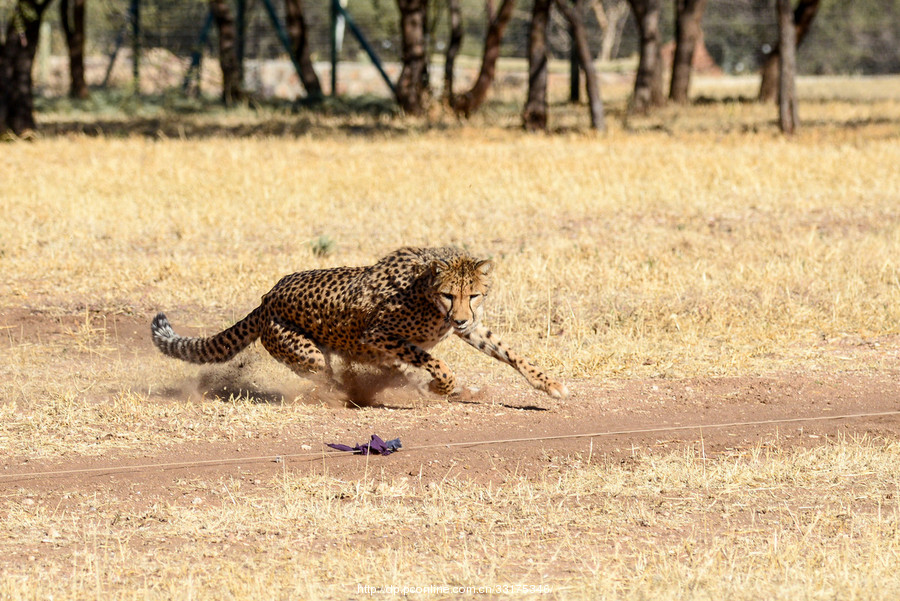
<box><xmin>475</xmin><ymin>259</ymin><xmax>493</xmax><ymax>277</ymax></box>
<box><xmin>430</xmin><ymin>259</ymin><xmax>450</xmax><ymax>276</ymax></box>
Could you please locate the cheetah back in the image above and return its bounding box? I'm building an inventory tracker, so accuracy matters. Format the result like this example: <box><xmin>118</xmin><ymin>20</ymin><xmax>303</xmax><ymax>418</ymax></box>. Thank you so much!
<box><xmin>261</xmin><ymin>247</ymin><xmax>472</xmax><ymax>360</ymax></box>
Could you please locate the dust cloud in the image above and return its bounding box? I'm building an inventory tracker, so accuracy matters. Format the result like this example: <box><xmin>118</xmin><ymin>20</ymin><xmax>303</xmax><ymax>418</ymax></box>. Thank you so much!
<box><xmin>163</xmin><ymin>356</ymin><xmax>433</xmax><ymax>408</ymax></box>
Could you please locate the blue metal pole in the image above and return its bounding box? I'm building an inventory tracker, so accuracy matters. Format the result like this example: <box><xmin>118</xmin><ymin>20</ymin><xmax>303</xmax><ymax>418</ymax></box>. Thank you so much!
<box><xmin>183</xmin><ymin>10</ymin><xmax>215</xmax><ymax>92</ymax></box>
<box><xmin>336</xmin><ymin>3</ymin><xmax>396</xmax><ymax>96</ymax></box>
<box><xmin>258</xmin><ymin>0</ymin><xmax>307</xmax><ymax>93</ymax></box>
<box><xmin>330</xmin><ymin>0</ymin><xmax>338</xmax><ymax>96</ymax></box>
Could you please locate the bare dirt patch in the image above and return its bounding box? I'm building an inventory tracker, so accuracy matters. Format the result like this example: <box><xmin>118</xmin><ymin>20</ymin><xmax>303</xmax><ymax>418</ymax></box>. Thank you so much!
<box><xmin>4</xmin><ymin>308</ymin><xmax>898</xmax><ymax>505</ymax></box>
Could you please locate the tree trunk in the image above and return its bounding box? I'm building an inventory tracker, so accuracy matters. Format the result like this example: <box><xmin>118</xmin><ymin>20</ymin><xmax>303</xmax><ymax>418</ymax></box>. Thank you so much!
<box><xmin>60</xmin><ymin>0</ymin><xmax>89</xmax><ymax>99</ymax></box>
<box><xmin>284</xmin><ymin>0</ymin><xmax>322</xmax><ymax>99</ymax></box>
<box><xmin>759</xmin><ymin>0</ymin><xmax>819</xmax><ymax>103</ymax></box>
<box><xmin>591</xmin><ymin>0</ymin><xmax>629</xmax><ymax>63</ymax></box>
<box><xmin>669</xmin><ymin>0</ymin><xmax>706</xmax><ymax>103</ymax></box>
<box><xmin>522</xmin><ymin>0</ymin><xmax>551</xmax><ymax>131</ymax></box>
<box><xmin>396</xmin><ymin>0</ymin><xmax>429</xmax><ymax>115</ymax></box>
<box><xmin>1</xmin><ymin>0</ymin><xmax>53</xmax><ymax>136</ymax></box>
<box><xmin>758</xmin><ymin>50</ymin><xmax>779</xmax><ymax>104</ymax></box>
<box><xmin>568</xmin><ymin>17</ymin><xmax>580</xmax><ymax>104</ymax></box>
<box><xmin>443</xmin><ymin>0</ymin><xmax>463</xmax><ymax>102</ymax></box>
<box><xmin>777</xmin><ymin>0</ymin><xmax>798</xmax><ymax>134</ymax></box>
<box><xmin>450</xmin><ymin>0</ymin><xmax>517</xmax><ymax>118</ymax></box>
<box><xmin>554</xmin><ymin>0</ymin><xmax>605</xmax><ymax>130</ymax></box>
<box><xmin>209</xmin><ymin>0</ymin><xmax>245</xmax><ymax>106</ymax></box>
<box><xmin>627</xmin><ymin>0</ymin><xmax>664</xmax><ymax>114</ymax></box>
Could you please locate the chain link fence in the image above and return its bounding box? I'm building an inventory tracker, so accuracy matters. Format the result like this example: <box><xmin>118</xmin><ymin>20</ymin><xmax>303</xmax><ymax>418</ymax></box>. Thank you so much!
<box><xmin>6</xmin><ymin>0</ymin><xmax>898</xmax><ymax>100</ymax></box>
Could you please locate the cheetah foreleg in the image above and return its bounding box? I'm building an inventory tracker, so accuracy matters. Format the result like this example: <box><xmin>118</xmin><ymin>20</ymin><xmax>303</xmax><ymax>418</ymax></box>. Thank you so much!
<box><xmin>362</xmin><ymin>333</ymin><xmax>458</xmax><ymax>395</ymax></box>
<box><xmin>458</xmin><ymin>325</ymin><xmax>569</xmax><ymax>398</ymax></box>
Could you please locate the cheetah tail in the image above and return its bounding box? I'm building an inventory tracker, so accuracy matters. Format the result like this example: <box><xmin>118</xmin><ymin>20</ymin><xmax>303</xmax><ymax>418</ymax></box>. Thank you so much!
<box><xmin>151</xmin><ymin>308</ymin><xmax>262</xmax><ymax>364</ymax></box>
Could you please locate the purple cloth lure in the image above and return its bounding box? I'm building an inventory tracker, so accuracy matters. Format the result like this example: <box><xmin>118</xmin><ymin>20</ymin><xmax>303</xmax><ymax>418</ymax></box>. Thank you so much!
<box><xmin>327</xmin><ymin>435</ymin><xmax>402</xmax><ymax>456</ymax></box>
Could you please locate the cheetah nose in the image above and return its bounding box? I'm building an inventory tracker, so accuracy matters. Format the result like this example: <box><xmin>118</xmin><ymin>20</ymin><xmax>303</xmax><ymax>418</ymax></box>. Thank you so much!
<box><xmin>453</xmin><ymin>318</ymin><xmax>469</xmax><ymax>328</ymax></box>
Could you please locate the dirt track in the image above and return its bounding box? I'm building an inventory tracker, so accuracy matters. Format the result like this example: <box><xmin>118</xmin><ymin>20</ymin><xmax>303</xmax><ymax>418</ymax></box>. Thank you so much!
<box><xmin>3</xmin><ymin>312</ymin><xmax>899</xmax><ymax>506</ymax></box>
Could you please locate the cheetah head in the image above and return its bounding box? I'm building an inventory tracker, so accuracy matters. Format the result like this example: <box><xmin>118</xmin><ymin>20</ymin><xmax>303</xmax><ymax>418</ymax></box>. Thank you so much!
<box><xmin>429</xmin><ymin>256</ymin><xmax>493</xmax><ymax>334</ymax></box>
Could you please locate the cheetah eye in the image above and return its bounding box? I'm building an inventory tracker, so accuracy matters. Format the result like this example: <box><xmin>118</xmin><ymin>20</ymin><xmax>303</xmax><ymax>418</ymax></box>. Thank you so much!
<box><xmin>440</xmin><ymin>293</ymin><xmax>455</xmax><ymax>302</ymax></box>
<box><xmin>470</xmin><ymin>293</ymin><xmax>482</xmax><ymax>300</ymax></box>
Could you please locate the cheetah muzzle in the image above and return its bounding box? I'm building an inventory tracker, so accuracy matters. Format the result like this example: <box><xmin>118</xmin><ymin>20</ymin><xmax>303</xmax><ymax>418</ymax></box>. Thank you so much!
<box><xmin>151</xmin><ymin>246</ymin><xmax>569</xmax><ymax>400</ymax></box>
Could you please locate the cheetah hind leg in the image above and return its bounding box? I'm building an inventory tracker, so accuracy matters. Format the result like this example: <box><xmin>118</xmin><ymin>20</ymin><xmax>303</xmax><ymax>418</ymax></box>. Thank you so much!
<box><xmin>260</xmin><ymin>318</ymin><xmax>335</xmax><ymax>386</ymax></box>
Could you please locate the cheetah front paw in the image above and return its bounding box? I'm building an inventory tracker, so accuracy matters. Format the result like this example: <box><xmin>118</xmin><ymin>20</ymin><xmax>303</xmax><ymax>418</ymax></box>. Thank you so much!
<box><xmin>542</xmin><ymin>379</ymin><xmax>569</xmax><ymax>399</ymax></box>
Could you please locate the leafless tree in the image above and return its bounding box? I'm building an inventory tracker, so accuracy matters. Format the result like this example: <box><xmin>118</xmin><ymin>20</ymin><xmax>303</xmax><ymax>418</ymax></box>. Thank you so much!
<box><xmin>208</xmin><ymin>0</ymin><xmax>245</xmax><ymax>106</ymax></box>
<box><xmin>443</xmin><ymin>0</ymin><xmax>463</xmax><ymax>102</ymax></box>
<box><xmin>396</xmin><ymin>0</ymin><xmax>430</xmax><ymax>115</ymax></box>
<box><xmin>626</xmin><ymin>0</ymin><xmax>665</xmax><ymax>114</ymax></box>
<box><xmin>777</xmin><ymin>0</ymin><xmax>799</xmax><ymax>134</ymax></box>
<box><xmin>523</xmin><ymin>0</ymin><xmax>551</xmax><ymax>130</ymax></box>
<box><xmin>60</xmin><ymin>0</ymin><xmax>89</xmax><ymax>99</ymax></box>
<box><xmin>554</xmin><ymin>0</ymin><xmax>605</xmax><ymax>130</ymax></box>
<box><xmin>759</xmin><ymin>0</ymin><xmax>819</xmax><ymax>103</ymax></box>
<box><xmin>284</xmin><ymin>0</ymin><xmax>322</xmax><ymax>99</ymax></box>
<box><xmin>669</xmin><ymin>0</ymin><xmax>707</xmax><ymax>103</ymax></box>
<box><xmin>590</xmin><ymin>0</ymin><xmax>629</xmax><ymax>63</ymax></box>
<box><xmin>449</xmin><ymin>0</ymin><xmax>517</xmax><ymax>118</ymax></box>
<box><xmin>1</xmin><ymin>0</ymin><xmax>54</xmax><ymax>135</ymax></box>
<box><xmin>396</xmin><ymin>0</ymin><xmax>430</xmax><ymax>114</ymax></box>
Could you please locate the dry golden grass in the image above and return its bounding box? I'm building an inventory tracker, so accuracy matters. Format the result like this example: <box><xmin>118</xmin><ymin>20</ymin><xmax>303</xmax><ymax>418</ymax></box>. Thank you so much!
<box><xmin>4</xmin><ymin>83</ymin><xmax>900</xmax><ymax>381</ymax></box>
<box><xmin>3</xmin><ymin>437</ymin><xmax>900</xmax><ymax>599</ymax></box>
<box><xmin>2</xmin><ymin>76</ymin><xmax>900</xmax><ymax>599</ymax></box>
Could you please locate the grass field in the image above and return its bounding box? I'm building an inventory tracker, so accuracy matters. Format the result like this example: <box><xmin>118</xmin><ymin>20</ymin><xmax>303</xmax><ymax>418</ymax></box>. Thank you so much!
<box><xmin>2</xmin><ymin>75</ymin><xmax>900</xmax><ymax>599</ymax></box>
<box><xmin>4</xmin><ymin>439</ymin><xmax>900</xmax><ymax>599</ymax></box>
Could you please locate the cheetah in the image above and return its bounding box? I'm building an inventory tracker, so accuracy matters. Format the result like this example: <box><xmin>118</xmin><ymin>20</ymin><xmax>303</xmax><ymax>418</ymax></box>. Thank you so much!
<box><xmin>151</xmin><ymin>247</ymin><xmax>568</xmax><ymax>399</ymax></box>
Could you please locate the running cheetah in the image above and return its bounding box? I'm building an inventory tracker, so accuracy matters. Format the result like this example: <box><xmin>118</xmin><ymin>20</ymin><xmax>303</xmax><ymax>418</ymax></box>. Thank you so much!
<box><xmin>151</xmin><ymin>247</ymin><xmax>568</xmax><ymax>399</ymax></box>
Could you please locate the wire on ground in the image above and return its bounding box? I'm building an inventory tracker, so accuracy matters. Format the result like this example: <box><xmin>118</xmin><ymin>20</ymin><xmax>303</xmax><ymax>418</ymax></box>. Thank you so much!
<box><xmin>2</xmin><ymin>410</ymin><xmax>898</xmax><ymax>482</ymax></box>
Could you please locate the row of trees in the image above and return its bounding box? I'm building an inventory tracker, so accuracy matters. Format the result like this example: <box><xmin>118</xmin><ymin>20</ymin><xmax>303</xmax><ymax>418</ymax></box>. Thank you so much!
<box><xmin>374</xmin><ymin>0</ymin><xmax>816</xmax><ymax>132</ymax></box>
<box><xmin>36</xmin><ymin>1</ymin><xmax>895</xmax><ymax>78</ymax></box>
<box><xmin>2</xmin><ymin>0</ymin><xmax>820</xmax><ymax>136</ymax></box>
